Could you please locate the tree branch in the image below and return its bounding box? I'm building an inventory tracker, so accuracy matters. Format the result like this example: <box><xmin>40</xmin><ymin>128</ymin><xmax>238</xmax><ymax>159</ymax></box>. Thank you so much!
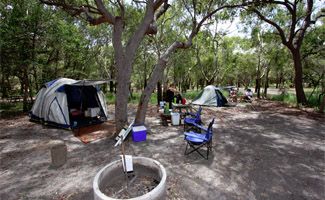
<box><xmin>40</xmin><ymin>0</ymin><xmax>116</xmax><ymax>25</ymax></box>
<box><xmin>295</xmin><ymin>0</ymin><xmax>314</xmax><ymax>47</ymax></box>
<box><xmin>248</xmin><ymin>7</ymin><xmax>288</xmax><ymax>46</ymax></box>
<box><xmin>186</xmin><ymin>3</ymin><xmax>251</xmax><ymax>48</ymax></box>
<box><xmin>125</xmin><ymin>0</ymin><xmax>155</xmax><ymax>61</ymax></box>
<box><xmin>117</xmin><ymin>0</ymin><xmax>125</xmax><ymax>20</ymax></box>
<box><xmin>94</xmin><ymin>0</ymin><xmax>116</xmax><ymax>24</ymax></box>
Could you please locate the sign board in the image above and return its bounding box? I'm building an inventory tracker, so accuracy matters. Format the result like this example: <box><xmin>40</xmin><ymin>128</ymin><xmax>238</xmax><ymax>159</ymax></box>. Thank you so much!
<box><xmin>114</xmin><ymin>120</ymin><xmax>134</xmax><ymax>147</ymax></box>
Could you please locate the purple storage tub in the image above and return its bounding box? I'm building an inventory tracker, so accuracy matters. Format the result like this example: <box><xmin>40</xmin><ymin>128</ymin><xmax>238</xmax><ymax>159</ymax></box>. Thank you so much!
<box><xmin>132</xmin><ymin>125</ymin><xmax>147</xmax><ymax>142</ymax></box>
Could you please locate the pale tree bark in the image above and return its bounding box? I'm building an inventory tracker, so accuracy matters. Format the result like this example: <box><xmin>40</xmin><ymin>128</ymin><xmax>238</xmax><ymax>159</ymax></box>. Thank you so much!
<box><xmin>263</xmin><ymin>65</ymin><xmax>270</xmax><ymax>98</ymax></box>
<box><xmin>135</xmin><ymin>42</ymin><xmax>185</xmax><ymax>124</ymax></box>
<box><xmin>290</xmin><ymin>48</ymin><xmax>307</xmax><ymax>104</ymax></box>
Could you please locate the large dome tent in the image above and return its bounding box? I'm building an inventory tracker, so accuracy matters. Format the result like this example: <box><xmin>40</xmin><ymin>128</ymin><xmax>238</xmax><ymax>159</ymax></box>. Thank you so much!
<box><xmin>30</xmin><ymin>78</ymin><xmax>109</xmax><ymax>129</ymax></box>
<box><xmin>191</xmin><ymin>85</ymin><xmax>228</xmax><ymax>107</ymax></box>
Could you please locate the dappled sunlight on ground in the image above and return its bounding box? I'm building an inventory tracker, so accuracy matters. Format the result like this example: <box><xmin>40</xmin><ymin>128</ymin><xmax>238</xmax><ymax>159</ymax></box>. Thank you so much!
<box><xmin>0</xmin><ymin>100</ymin><xmax>324</xmax><ymax>199</ymax></box>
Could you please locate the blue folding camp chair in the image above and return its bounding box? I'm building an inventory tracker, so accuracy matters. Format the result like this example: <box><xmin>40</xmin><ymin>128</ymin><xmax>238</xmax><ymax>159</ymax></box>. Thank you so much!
<box><xmin>184</xmin><ymin>106</ymin><xmax>202</xmax><ymax>131</ymax></box>
<box><xmin>184</xmin><ymin>118</ymin><xmax>214</xmax><ymax>160</ymax></box>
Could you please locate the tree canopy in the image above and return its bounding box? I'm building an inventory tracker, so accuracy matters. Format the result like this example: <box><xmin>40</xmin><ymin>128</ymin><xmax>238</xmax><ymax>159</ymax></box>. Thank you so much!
<box><xmin>0</xmin><ymin>0</ymin><xmax>324</xmax><ymax>123</ymax></box>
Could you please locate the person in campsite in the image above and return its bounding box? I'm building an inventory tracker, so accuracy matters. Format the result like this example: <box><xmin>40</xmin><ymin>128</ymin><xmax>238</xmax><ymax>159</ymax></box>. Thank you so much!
<box><xmin>229</xmin><ymin>88</ymin><xmax>237</xmax><ymax>102</ymax></box>
<box><xmin>165</xmin><ymin>84</ymin><xmax>177</xmax><ymax>109</ymax></box>
<box><xmin>244</xmin><ymin>88</ymin><xmax>253</xmax><ymax>102</ymax></box>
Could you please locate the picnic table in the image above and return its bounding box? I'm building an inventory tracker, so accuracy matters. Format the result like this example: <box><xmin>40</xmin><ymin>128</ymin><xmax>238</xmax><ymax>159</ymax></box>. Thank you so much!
<box><xmin>9</xmin><ymin>96</ymin><xmax>22</xmax><ymax>103</ymax></box>
<box><xmin>172</xmin><ymin>103</ymin><xmax>192</xmax><ymax>118</ymax></box>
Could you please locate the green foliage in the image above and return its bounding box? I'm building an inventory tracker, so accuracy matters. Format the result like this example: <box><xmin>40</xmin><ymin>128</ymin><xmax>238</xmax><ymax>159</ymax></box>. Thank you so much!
<box><xmin>270</xmin><ymin>91</ymin><xmax>323</xmax><ymax>108</ymax></box>
<box><xmin>271</xmin><ymin>93</ymin><xmax>297</xmax><ymax>105</ymax></box>
<box><xmin>105</xmin><ymin>92</ymin><xmax>157</xmax><ymax>105</ymax></box>
<box><xmin>0</xmin><ymin>102</ymin><xmax>24</xmax><ymax>112</ymax></box>
<box><xmin>1</xmin><ymin>0</ymin><xmax>323</xmax><ymax>113</ymax></box>
<box><xmin>182</xmin><ymin>90</ymin><xmax>201</xmax><ymax>100</ymax></box>
<box><xmin>106</xmin><ymin>93</ymin><xmax>116</xmax><ymax>105</ymax></box>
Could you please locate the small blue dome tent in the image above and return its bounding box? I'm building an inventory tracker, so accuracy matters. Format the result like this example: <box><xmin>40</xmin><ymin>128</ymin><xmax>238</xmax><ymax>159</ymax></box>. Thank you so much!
<box><xmin>30</xmin><ymin>78</ymin><xmax>109</xmax><ymax>129</ymax></box>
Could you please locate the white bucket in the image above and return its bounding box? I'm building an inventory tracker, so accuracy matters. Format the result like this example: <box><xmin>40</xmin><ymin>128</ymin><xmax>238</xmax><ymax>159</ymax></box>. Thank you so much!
<box><xmin>170</xmin><ymin>112</ymin><xmax>180</xmax><ymax>126</ymax></box>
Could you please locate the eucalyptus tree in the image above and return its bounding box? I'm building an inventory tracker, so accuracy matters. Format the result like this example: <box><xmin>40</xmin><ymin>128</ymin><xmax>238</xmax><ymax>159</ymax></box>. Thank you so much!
<box><xmin>40</xmin><ymin>0</ymin><xmax>172</xmax><ymax>131</ymax></box>
<box><xmin>39</xmin><ymin>0</ymin><xmax>251</xmax><ymax>128</ymax></box>
<box><xmin>243</xmin><ymin>0</ymin><xmax>324</xmax><ymax>105</ymax></box>
<box><xmin>134</xmin><ymin>1</ymin><xmax>251</xmax><ymax>124</ymax></box>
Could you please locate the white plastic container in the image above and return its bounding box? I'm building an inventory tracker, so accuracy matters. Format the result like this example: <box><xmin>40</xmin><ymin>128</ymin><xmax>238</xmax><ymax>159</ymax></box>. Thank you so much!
<box><xmin>170</xmin><ymin>112</ymin><xmax>180</xmax><ymax>126</ymax></box>
<box><xmin>89</xmin><ymin>107</ymin><xmax>100</xmax><ymax>117</ymax></box>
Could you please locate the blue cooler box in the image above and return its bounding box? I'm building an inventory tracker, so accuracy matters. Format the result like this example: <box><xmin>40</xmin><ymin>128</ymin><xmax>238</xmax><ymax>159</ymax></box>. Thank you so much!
<box><xmin>132</xmin><ymin>125</ymin><xmax>147</xmax><ymax>142</ymax></box>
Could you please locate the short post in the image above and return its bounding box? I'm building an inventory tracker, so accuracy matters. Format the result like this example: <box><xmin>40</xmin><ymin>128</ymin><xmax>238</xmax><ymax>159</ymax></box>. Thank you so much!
<box><xmin>50</xmin><ymin>140</ymin><xmax>67</xmax><ymax>168</ymax></box>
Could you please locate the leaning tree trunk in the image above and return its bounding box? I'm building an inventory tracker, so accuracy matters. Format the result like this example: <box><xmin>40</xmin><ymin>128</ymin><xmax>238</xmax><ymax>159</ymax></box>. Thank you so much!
<box><xmin>135</xmin><ymin>42</ymin><xmax>182</xmax><ymax>124</ymax></box>
<box><xmin>157</xmin><ymin>81</ymin><xmax>162</xmax><ymax>105</ymax></box>
<box><xmin>290</xmin><ymin>48</ymin><xmax>307</xmax><ymax>105</ymax></box>
<box><xmin>135</xmin><ymin>59</ymin><xmax>167</xmax><ymax>124</ymax></box>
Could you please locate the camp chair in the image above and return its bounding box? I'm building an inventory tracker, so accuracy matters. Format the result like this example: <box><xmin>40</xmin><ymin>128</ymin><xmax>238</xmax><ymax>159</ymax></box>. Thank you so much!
<box><xmin>184</xmin><ymin>118</ymin><xmax>214</xmax><ymax>160</ymax></box>
<box><xmin>184</xmin><ymin>106</ymin><xmax>202</xmax><ymax>131</ymax></box>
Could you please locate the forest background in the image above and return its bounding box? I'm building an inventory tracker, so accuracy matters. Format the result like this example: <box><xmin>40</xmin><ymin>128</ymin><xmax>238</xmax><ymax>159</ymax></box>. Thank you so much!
<box><xmin>0</xmin><ymin>0</ymin><xmax>324</xmax><ymax>129</ymax></box>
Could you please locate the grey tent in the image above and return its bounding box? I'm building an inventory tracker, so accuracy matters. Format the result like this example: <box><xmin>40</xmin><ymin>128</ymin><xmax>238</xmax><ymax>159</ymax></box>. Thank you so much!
<box><xmin>30</xmin><ymin>78</ymin><xmax>109</xmax><ymax>129</ymax></box>
<box><xmin>192</xmin><ymin>85</ymin><xmax>228</xmax><ymax>107</ymax></box>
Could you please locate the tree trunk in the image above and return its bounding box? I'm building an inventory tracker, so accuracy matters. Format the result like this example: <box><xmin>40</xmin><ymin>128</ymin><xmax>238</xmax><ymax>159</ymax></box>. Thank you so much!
<box><xmin>135</xmin><ymin>59</ymin><xmax>166</xmax><ymax>124</ymax></box>
<box><xmin>290</xmin><ymin>48</ymin><xmax>307</xmax><ymax>104</ymax></box>
<box><xmin>135</xmin><ymin>41</ymin><xmax>183</xmax><ymax>124</ymax></box>
<box><xmin>29</xmin><ymin>78</ymin><xmax>34</xmax><ymax>103</ymax></box>
<box><xmin>157</xmin><ymin>81</ymin><xmax>162</xmax><ymax>105</ymax></box>
<box><xmin>22</xmin><ymin>68</ymin><xmax>29</xmax><ymax>112</ymax></box>
<box><xmin>263</xmin><ymin>67</ymin><xmax>270</xmax><ymax>98</ymax></box>
<box><xmin>1</xmin><ymin>68</ymin><xmax>8</xmax><ymax>98</ymax></box>
<box><xmin>109</xmin><ymin>81</ymin><xmax>114</xmax><ymax>93</ymax></box>
<box><xmin>115</xmin><ymin>60</ymin><xmax>132</xmax><ymax>131</ymax></box>
<box><xmin>255</xmin><ymin>54</ymin><xmax>261</xmax><ymax>98</ymax></box>
<box><xmin>319</xmin><ymin>95</ymin><xmax>325</xmax><ymax>113</ymax></box>
<box><xmin>255</xmin><ymin>76</ymin><xmax>261</xmax><ymax>98</ymax></box>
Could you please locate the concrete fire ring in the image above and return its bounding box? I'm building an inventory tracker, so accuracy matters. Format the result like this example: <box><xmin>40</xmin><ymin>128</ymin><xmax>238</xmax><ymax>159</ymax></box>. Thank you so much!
<box><xmin>93</xmin><ymin>157</ymin><xmax>167</xmax><ymax>200</ymax></box>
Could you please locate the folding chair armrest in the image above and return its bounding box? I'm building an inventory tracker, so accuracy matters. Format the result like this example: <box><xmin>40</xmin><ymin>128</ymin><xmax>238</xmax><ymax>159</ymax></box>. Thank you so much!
<box><xmin>185</xmin><ymin>112</ymin><xmax>196</xmax><ymax>117</ymax></box>
<box><xmin>190</xmin><ymin>123</ymin><xmax>208</xmax><ymax>132</ymax></box>
<box><xmin>184</xmin><ymin>131</ymin><xmax>207</xmax><ymax>141</ymax></box>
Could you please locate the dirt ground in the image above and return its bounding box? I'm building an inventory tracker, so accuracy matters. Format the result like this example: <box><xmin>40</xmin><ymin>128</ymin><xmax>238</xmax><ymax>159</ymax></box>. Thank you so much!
<box><xmin>0</xmin><ymin>100</ymin><xmax>324</xmax><ymax>200</ymax></box>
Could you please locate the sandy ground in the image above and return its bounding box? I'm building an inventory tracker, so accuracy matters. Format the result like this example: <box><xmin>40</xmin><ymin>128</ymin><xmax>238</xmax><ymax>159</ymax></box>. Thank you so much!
<box><xmin>0</xmin><ymin>100</ymin><xmax>324</xmax><ymax>200</ymax></box>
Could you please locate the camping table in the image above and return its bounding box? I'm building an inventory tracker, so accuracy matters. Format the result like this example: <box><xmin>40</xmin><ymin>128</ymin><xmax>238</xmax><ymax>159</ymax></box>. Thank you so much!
<box><xmin>172</xmin><ymin>103</ymin><xmax>192</xmax><ymax>118</ymax></box>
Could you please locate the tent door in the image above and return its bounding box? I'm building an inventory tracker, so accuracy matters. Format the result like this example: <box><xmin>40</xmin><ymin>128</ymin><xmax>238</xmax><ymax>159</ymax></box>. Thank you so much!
<box><xmin>65</xmin><ymin>85</ymin><xmax>106</xmax><ymax>128</ymax></box>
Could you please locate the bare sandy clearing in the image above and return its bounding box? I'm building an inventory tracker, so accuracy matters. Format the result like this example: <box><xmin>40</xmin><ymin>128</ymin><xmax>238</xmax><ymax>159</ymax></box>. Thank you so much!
<box><xmin>0</xmin><ymin>100</ymin><xmax>324</xmax><ymax>199</ymax></box>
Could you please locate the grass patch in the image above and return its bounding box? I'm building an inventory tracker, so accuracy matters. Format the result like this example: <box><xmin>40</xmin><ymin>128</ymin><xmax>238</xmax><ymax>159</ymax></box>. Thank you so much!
<box><xmin>106</xmin><ymin>92</ymin><xmax>158</xmax><ymax>105</ymax></box>
<box><xmin>106</xmin><ymin>93</ymin><xmax>116</xmax><ymax>104</ymax></box>
<box><xmin>270</xmin><ymin>91</ymin><xmax>323</xmax><ymax>109</ymax></box>
<box><xmin>182</xmin><ymin>90</ymin><xmax>201</xmax><ymax>100</ymax></box>
<box><xmin>0</xmin><ymin>102</ymin><xmax>24</xmax><ymax>111</ymax></box>
<box><xmin>0</xmin><ymin>102</ymin><xmax>26</xmax><ymax>118</ymax></box>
